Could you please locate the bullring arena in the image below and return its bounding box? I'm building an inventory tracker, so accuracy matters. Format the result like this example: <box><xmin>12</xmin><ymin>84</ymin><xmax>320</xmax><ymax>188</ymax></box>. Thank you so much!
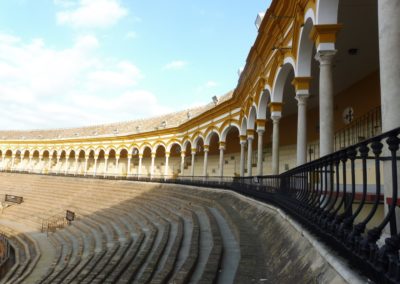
<box><xmin>0</xmin><ymin>0</ymin><xmax>400</xmax><ymax>283</ymax></box>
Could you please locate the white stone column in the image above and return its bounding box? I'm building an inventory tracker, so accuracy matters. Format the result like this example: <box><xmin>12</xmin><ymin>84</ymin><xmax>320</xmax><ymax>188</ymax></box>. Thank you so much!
<box><xmin>203</xmin><ymin>146</ymin><xmax>209</xmax><ymax>177</ymax></box>
<box><xmin>65</xmin><ymin>157</ymin><xmax>69</xmax><ymax>175</ymax></box>
<box><xmin>256</xmin><ymin>120</ymin><xmax>265</xmax><ymax>176</ymax></box>
<box><xmin>48</xmin><ymin>157</ymin><xmax>52</xmax><ymax>173</ymax></box>
<box><xmin>247</xmin><ymin>130</ymin><xmax>254</xmax><ymax>176</ymax></box>
<box><xmin>29</xmin><ymin>156</ymin><xmax>33</xmax><ymax>173</ymax></box>
<box><xmin>271</xmin><ymin>116</ymin><xmax>281</xmax><ymax>175</ymax></box>
<box><xmin>84</xmin><ymin>158</ymin><xmax>88</xmax><ymax>176</ymax></box>
<box><xmin>127</xmin><ymin>156</ymin><xmax>132</xmax><ymax>176</ymax></box>
<box><xmin>292</xmin><ymin>77</ymin><xmax>312</xmax><ymax>165</ymax></box>
<box><xmin>38</xmin><ymin>155</ymin><xmax>43</xmax><ymax>173</ymax></box>
<box><xmin>180</xmin><ymin>151</ymin><xmax>186</xmax><ymax>175</ymax></box>
<box><xmin>315</xmin><ymin>50</ymin><xmax>337</xmax><ymax>156</ymax></box>
<box><xmin>93</xmin><ymin>158</ymin><xmax>98</xmax><ymax>176</ymax></box>
<box><xmin>240</xmin><ymin>136</ymin><xmax>247</xmax><ymax>177</ymax></box>
<box><xmin>296</xmin><ymin>94</ymin><xmax>309</xmax><ymax>165</ymax></box>
<box><xmin>378</xmin><ymin>0</ymin><xmax>400</xmax><ymax>132</ymax></box>
<box><xmin>55</xmin><ymin>156</ymin><xmax>60</xmax><ymax>174</ymax></box>
<box><xmin>164</xmin><ymin>152</ymin><xmax>170</xmax><ymax>177</ymax></box>
<box><xmin>115</xmin><ymin>155</ymin><xmax>120</xmax><ymax>176</ymax></box>
<box><xmin>104</xmin><ymin>156</ymin><xmax>108</xmax><ymax>177</ymax></box>
<box><xmin>10</xmin><ymin>155</ymin><xmax>15</xmax><ymax>171</ymax></box>
<box><xmin>191</xmin><ymin>148</ymin><xmax>196</xmax><ymax>177</ymax></box>
<box><xmin>150</xmin><ymin>152</ymin><xmax>156</xmax><ymax>178</ymax></box>
<box><xmin>378</xmin><ymin>0</ymin><xmax>400</xmax><ymax>232</ymax></box>
<box><xmin>138</xmin><ymin>154</ymin><xmax>143</xmax><ymax>176</ymax></box>
<box><xmin>269</xmin><ymin>102</ymin><xmax>282</xmax><ymax>175</ymax></box>
<box><xmin>19</xmin><ymin>156</ymin><xmax>24</xmax><ymax>171</ymax></box>
<box><xmin>219</xmin><ymin>142</ymin><xmax>225</xmax><ymax>178</ymax></box>
<box><xmin>75</xmin><ymin>157</ymin><xmax>79</xmax><ymax>174</ymax></box>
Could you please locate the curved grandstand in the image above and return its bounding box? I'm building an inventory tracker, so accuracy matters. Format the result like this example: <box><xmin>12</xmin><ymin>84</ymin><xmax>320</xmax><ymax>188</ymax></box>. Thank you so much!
<box><xmin>1</xmin><ymin>0</ymin><xmax>400</xmax><ymax>282</ymax></box>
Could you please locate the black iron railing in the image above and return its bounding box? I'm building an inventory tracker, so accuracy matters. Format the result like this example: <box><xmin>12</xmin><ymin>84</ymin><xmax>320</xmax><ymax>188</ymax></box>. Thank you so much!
<box><xmin>232</xmin><ymin>126</ymin><xmax>400</xmax><ymax>283</ymax></box>
<box><xmin>0</xmin><ymin>126</ymin><xmax>399</xmax><ymax>282</ymax></box>
<box><xmin>308</xmin><ymin>106</ymin><xmax>382</xmax><ymax>162</ymax></box>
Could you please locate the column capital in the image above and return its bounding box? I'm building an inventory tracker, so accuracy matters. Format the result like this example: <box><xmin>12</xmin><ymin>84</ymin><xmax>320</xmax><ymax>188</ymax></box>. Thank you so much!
<box><xmin>315</xmin><ymin>50</ymin><xmax>337</xmax><ymax>65</ymax></box>
<box><xmin>310</xmin><ymin>24</ymin><xmax>343</xmax><ymax>51</ymax></box>
<box><xmin>271</xmin><ymin>114</ymin><xmax>281</xmax><ymax>122</ymax></box>
<box><xmin>256</xmin><ymin>119</ymin><xmax>266</xmax><ymax>131</ymax></box>
<box><xmin>219</xmin><ymin>141</ymin><xmax>226</xmax><ymax>150</ymax></box>
<box><xmin>246</xmin><ymin>129</ymin><xmax>255</xmax><ymax>138</ymax></box>
<box><xmin>165</xmin><ymin>151</ymin><xmax>170</xmax><ymax>157</ymax></box>
<box><xmin>292</xmin><ymin>77</ymin><xmax>312</xmax><ymax>96</ymax></box>
<box><xmin>138</xmin><ymin>153</ymin><xmax>143</xmax><ymax>158</ymax></box>
<box><xmin>104</xmin><ymin>154</ymin><xmax>109</xmax><ymax>159</ymax></box>
<box><xmin>269</xmin><ymin>102</ymin><xmax>283</xmax><ymax>118</ymax></box>
<box><xmin>191</xmin><ymin>148</ymin><xmax>197</xmax><ymax>155</ymax></box>
<box><xmin>203</xmin><ymin>145</ymin><xmax>210</xmax><ymax>152</ymax></box>
<box><xmin>180</xmin><ymin>151</ymin><xmax>186</xmax><ymax>157</ymax></box>
<box><xmin>295</xmin><ymin>94</ymin><xmax>310</xmax><ymax>106</ymax></box>
<box><xmin>151</xmin><ymin>153</ymin><xmax>156</xmax><ymax>158</ymax></box>
<box><xmin>240</xmin><ymin>135</ymin><xmax>247</xmax><ymax>143</ymax></box>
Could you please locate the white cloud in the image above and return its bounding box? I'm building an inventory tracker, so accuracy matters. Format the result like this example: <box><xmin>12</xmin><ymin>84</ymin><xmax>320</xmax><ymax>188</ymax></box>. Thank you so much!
<box><xmin>163</xmin><ymin>60</ymin><xmax>188</xmax><ymax>70</ymax></box>
<box><xmin>53</xmin><ymin>0</ymin><xmax>75</xmax><ymax>8</ymax></box>
<box><xmin>55</xmin><ymin>0</ymin><xmax>128</xmax><ymax>29</ymax></box>
<box><xmin>0</xmin><ymin>32</ymin><xmax>172</xmax><ymax>130</ymax></box>
<box><xmin>125</xmin><ymin>31</ymin><xmax>137</xmax><ymax>40</ymax></box>
<box><xmin>205</xmin><ymin>80</ymin><xmax>218</xmax><ymax>88</ymax></box>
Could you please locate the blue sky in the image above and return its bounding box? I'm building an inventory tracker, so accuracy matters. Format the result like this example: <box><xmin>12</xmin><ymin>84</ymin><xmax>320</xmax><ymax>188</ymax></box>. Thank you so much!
<box><xmin>0</xmin><ymin>0</ymin><xmax>271</xmax><ymax>130</ymax></box>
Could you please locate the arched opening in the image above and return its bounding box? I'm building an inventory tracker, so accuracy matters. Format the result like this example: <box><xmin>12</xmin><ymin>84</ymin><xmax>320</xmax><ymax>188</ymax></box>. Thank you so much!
<box><xmin>32</xmin><ymin>150</ymin><xmax>40</xmax><ymax>172</ymax></box>
<box><xmin>222</xmin><ymin>126</ymin><xmax>240</xmax><ymax>176</ymax></box>
<box><xmin>12</xmin><ymin>150</ymin><xmax>21</xmax><ymax>171</ymax></box>
<box><xmin>130</xmin><ymin>147</ymin><xmax>139</xmax><ymax>176</ymax></box>
<box><xmin>270</xmin><ymin>62</ymin><xmax>297</xmax><ymax>173</ymax></box>
<box><xmin>193</xmin><ymin>137</ymin><xmax>204</xmax><ymax>176</ymax></box>
<box><xmin>141</xmin><ymin>146</ymin><xmax>152</xmax><ymax>177</ymax></box>
<box><xmin>58</xmin><ymin>150</ymin><xmax>66</xmax><ymax>174</ymax></box>
<box><xmin>296</xmin><ymin>17</ymin><xmax>315</xmax><ymax>77</ymax></box>
<box><xmin>97</xmin><ymin>150</ymin><xmax>106</xmax><ymax>175</ymax></box>
<box><xmin>154</xmin><ymin>144</ymin><xmax>166</xmax><ymax>177</ymax></box>
<box><xmin>42</xmin><ymin>150</ymin><xmax>50</xmax><ymax>173</ymax></box>
<box><xmin>182</xmin><ymin>141</ymin><xmax>192</xmax><ymax>176</ymax></box>
<box><xmin>247</xmin><ymin>107</ymin><xmax>258</xmax><ymax>175</ymax></box>
<box><xmin>86</xmin><ymin>150</ymin><xmax>95</xmax><ymax>175</ymax></box>
<box><xmin>119</xmin><ymin>149</ymin><xmax>129</xmax><ymax>176</ymax></box>
<box><xmin>108</xmin><ymin>149</ymin><xmax>117</xmax><ymax>175</ymax></box>
<box><xmin>67</xmin><ymin>151</ymin><xmax>76</xmax><ymax>174</ymax></box>
<box><xmin>169</xmin><ymin>143</ymin><xmax>182</xmax><ymax>176</ymax></box>
<box><xmin>3</xmin><ymin>150</ymin><xmax>12</xmax><ymax>171</ymax></box>
<box><xmin>49</xmin><ymin>151</ymin><xmax>57</xmax><ymax>173</ymax></box>
<box><xmin>77</xmin><ymin>150</ymin><xmax>86</xmax><ymax>174</ymax></box>
<box><xmin>21</xmin><ymin>150</ymin><xmax>30</xmax><ymax>171</ymax></box>
<box><xmin>205</xmin><ymin>131</ymin><xmax>220</xmax><ymax>177</ymax></box>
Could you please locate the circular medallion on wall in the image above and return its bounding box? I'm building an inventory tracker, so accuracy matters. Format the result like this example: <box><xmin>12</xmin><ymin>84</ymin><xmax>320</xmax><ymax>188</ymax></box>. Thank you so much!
<box><xmin>342</xmin><ymin>107</ymin><xmax>354</xmax><ymax>125</ymax></box>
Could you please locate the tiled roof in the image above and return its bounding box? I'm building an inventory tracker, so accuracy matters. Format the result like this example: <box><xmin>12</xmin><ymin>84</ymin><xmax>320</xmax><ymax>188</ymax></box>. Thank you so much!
<box><xmin>0</xmin><ymin>91</ymin><xmax>233</xmax><ymax>140</ymax></box>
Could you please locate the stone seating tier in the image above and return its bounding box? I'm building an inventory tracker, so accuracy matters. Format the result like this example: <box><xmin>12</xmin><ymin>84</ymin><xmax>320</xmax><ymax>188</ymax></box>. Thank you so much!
<box><xmin>0</xmin><ymin>172</ymin><xmax>350</xmax><ymax>283</ymax></box>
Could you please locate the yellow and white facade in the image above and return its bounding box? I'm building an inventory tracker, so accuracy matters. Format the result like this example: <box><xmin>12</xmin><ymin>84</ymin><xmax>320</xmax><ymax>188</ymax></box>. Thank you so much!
<box><xmin>0</xmin><ymin>0</ymin><xmax>398</xmax><ymax>183</ymax></box>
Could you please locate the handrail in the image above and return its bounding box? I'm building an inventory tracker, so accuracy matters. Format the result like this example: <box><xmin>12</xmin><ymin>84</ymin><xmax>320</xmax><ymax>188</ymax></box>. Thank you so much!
<box><xmin>233</xmin><ymin>126</ymin><xmax>400</xmax><ymax>283</ymax></box>
<box><xmin>307</xmin><ymin>106</ymin><xmax>382</xmax><ymax>162</ymax></box>
<box><xmin>0</xmin><ymin>126</ymin><xmax>399</xmax><ymax>282</ymax></box>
